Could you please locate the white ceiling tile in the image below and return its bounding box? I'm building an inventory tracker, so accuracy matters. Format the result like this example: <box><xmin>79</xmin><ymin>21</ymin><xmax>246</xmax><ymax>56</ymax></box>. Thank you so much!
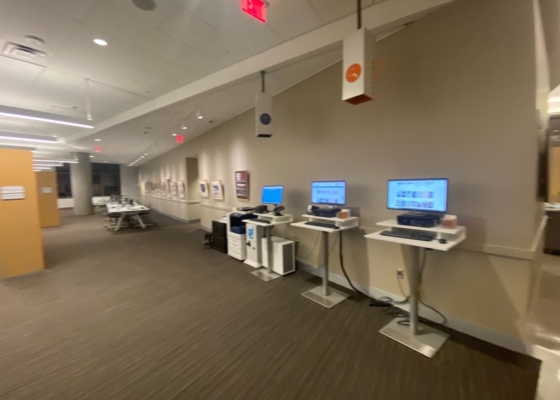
<box><xmin>20</xmin><ymin>88</ymin><xmax>87</xmax><ymax>117</ymax></box>
<box><xmin>308</xmin><ymin>0</ymin><xmax>373</xmax><ymax>24</ymax></box>
<box><xmin>267</xmin><ymin>0</ymin><xmax>323</xmax><ymax>41</ymax></box>
<box><xmin>0</xmin><ymin>0</ymin><xmax>81</xmax><ymax>53</ymax></box>
<box><xmin>85</xmin><ymin>1</ymin><xmax>149</xmax><ymax>43</ymax></box>
<box><xmin>47</xmin><ymin>55</ymin><xmax>99</xmax><ymax>79</ymax></box>
<box><xmin>57</xmin><ymin>24</ymin><xmax>122</xmax><ymax>67</ymax></box>
<box><xmin>86</xmin><ymin>1</ymin><xmax>197</xmax><ymax>65</ymax></box>
<box><xmin>92</xmin><ymin>70</ymin><xmax>153</xmax><ymax>97</ymax></box>
<box><xmin>157</xmin><ymin>8</ymin><xmax>221</xmax><ymax>51</ymax></box>
<box><xmin>139</xmin><ymin>28</ymin><xmax>197</xmax><ymax>64</ymax></box>
<box><xmin>112</xmin><ymin>0</ymin><xmax>184</xmax><ymax>27</ymax></box>
<box><xmin>27</xmin><ymin>0</ymin><xmax>99</xmax><ymax>21</ymax></box>
<box><xmin>0</xmin><ymin>56</ymin><xmax>45</xmax><ymax>100</ymax></box>
<box><xmin>0</xmin><ymin>0</ymin><xmax>16</xmax><ymax>27</ymax></box>
<box><xmin>175</xmin><ymin>52</ymin><xmax>222</xmax><ymax>76</ymax></box>
<box><xmin>36</xmin><ymin>68</ymin><xmax>87</xmax><ymax>89</ymax></box>
<box><xmin>176</xmin><ymin>0</ymin><xmax>252</xmax><ymax>33</ymax></box>
<box><xmin>197</xmin><ymin>37</ymin><xmax>252</xmax><ymax>67</ymax></box>
<box><xmin>81</xmin><ymin>81</ymin><xmax>150</xmax><ymax>116</ymax></box>
<box><xmin>227</xmin><ymin>22</ymin><xmax>283</xmax><ymax>56</ymax></box>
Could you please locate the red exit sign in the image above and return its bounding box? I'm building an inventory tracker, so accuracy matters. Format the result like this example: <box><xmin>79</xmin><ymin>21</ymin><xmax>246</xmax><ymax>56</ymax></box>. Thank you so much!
<box><xmin>241</xmin><ymin>0</ymin><xmax>267</xmax><ymax>23</ymax></box>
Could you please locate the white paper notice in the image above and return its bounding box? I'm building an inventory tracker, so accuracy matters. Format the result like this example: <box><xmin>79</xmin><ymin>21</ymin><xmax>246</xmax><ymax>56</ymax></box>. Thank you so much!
<box><xmin>1</xmin><ymin>186</ymin><xmax>25</xmax><ymax>200</ymax></box>
<box><xmin>41</xmin><ymin>187</ymin><xmax>53</xmax><ymax>194</ymax></box>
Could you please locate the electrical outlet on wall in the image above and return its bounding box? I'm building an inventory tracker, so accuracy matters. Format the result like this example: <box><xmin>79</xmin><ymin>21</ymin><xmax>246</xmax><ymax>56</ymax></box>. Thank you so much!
<box><xmin>397</xmin><ymin>269</ymin><xmax>405</xmax><ymax>279</ymax></box>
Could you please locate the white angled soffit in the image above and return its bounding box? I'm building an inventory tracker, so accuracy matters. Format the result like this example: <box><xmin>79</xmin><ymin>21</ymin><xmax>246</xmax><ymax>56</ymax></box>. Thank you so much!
<box><xmin>67</xmin><ymin>0</ymin><xmax>454</xmax><ymax>144</ymax></box>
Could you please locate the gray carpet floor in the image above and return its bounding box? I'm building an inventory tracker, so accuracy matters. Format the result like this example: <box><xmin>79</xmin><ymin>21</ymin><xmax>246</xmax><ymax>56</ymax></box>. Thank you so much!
<box><xmin>0</xmin><ymin>211</ymin><xmax>540</xmax><ymax>400</ymax></box>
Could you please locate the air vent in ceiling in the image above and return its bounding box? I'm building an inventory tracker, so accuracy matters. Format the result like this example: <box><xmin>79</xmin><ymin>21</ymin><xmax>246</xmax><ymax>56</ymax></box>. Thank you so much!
<box><xmin>1</xmin><ymin>40</ymin><xmax>48</xmax><ymax>67</ymax></box>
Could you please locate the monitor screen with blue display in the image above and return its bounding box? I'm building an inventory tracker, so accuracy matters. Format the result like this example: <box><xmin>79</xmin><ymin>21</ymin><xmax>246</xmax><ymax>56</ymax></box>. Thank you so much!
<box><xmin>311</xmin><ymin>181</ymin><xmax>346</xmax><ymax>205</ymax></box>
<box><xmin>261</xmin><ymin>185</ymin><xmax>284</xmax><ymax>205</ymax></box>
<box><xmin>387</xmin><ymin>178</ymin><xmax>448</xmax><ymax>213</ymax></box>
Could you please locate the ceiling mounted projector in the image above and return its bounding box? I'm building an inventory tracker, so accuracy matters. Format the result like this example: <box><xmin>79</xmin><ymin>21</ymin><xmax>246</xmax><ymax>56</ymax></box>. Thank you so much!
<box><xmin>131</xmin><ymin>0</ymin><xmax>157</xmax><ymax>11</ymax></box>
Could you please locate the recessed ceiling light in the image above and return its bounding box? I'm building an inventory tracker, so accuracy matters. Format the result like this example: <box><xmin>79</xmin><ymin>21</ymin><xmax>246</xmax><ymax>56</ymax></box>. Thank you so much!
<box><xmin>172</xmin><ymin>133</ymin><xmax>177</xmax><ymax>136</ymax></box>
<box><xmin>182</xmin><ymin>125</ymin><xmax>187</xmax><ymax>130</ymax></box>
<box><xmin>94</xmin><ymin>38</ymin><xmax>108</xmax><ymax>46</ymax></box>
<box><xmin>196</xmin><ymin>107</ymin><xmax>203</xmax><ymax>119</ymax></box>
<box><xmin>144</xmin><ymin>153</ymin><xmax>148</xmax><ymax>156</ymax></box>
<box><xmin>89</xmin><ymin>155</ymin><xmax>94</xmax><ymax>158</ymax></box>
<box><xmin>94</xmin><ymin>138</ymin><xmax>101</xmax><ymax>142</ymax></box>
<box><xmin>197</xmin><ymin>116</ymin><xmax>203</xmax><ymax>119</ymax></box>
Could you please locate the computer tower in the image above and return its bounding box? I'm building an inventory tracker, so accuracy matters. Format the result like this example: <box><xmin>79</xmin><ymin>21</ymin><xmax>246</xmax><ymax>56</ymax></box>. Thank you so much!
<box><xmin>261</xmin><ymin>236</ymin><xmax>295</xmax><ymax>276</ymax></box>
<box><xmin>211</xmin><ymin>220</ymin><xmax>227</xmax><ymax>253</ymax></box>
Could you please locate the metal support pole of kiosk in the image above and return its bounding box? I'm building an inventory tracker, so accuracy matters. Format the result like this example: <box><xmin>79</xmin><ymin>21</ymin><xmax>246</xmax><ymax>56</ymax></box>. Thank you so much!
<box><xmin>302</xmin><ymin>230</ymin><xmax>349</xmax><ymax>308</ymax></box>
<box><xmin>379</xmin><ymin>246</ymin><xmax>449</xmax><ymax>358</ymax></box>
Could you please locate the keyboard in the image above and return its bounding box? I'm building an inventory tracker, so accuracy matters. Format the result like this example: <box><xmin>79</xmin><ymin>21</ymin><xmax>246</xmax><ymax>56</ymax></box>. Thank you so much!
<box><xmin>304</xmin><ymin>221</ymin><xmax>339</xmax><ymax>229</ymax></box>
<box><xmin>380</xmin><ymin>230</ymin><xmax>435</xmax><ymax>241</ymax></box>
<box><xmin>252</xmin><ymin>219</ymin><xmax>271</xmax><ymax>224</ymax></box>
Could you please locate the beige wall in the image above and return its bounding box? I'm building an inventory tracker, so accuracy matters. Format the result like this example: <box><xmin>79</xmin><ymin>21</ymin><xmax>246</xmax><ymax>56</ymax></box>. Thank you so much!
<box><xmin>139</xmin><ymin>0</ymin><xmax>541</xmax><ymax>341</ymax></box>
<box><xmin>139</xmin><ymin>155</ymin><xmax>200</xmax><ymax>222</ymax></box>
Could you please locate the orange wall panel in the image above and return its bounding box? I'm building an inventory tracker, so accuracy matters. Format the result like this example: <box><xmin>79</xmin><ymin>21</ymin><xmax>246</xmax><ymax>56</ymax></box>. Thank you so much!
<box><xmin>35</xmin><ymin>171</ymin><xmax>61</xmax><ymax>228</ymax></box>
<box><xmin>0</xmin><ymin>149</ymin><xmax>44</xmax><ymax>277</ymax></box>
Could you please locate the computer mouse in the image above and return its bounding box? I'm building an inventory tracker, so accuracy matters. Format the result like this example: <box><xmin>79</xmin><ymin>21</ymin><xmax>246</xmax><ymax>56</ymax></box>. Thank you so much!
<box><xmin>438</xmin><ymin>238</ymin><xmax>447</xmax><ymax>244</ymax></box>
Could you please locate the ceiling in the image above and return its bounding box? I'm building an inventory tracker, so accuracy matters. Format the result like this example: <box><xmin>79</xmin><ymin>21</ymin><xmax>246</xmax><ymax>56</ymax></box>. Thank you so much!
<box><xmin>0</xmin><ymin>0</ymin><xmax>436</xmax><ymax>165</ymax></box>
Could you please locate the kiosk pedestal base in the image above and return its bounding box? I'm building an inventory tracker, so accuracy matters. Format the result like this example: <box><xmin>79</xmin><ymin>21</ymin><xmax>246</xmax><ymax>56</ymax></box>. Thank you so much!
<box><xmin>251</xmin><ymin>269</ymin><xmax>281</xmax><ymax>281</ymax></box>
<box><xmin>302</xmin><ymin>286</ymin><xmax>349</xmax><ymax>309</ymax></box>
<box><xmin>379</xmin><ymin>319</ymin><xmax>449</xmax><ymax>358</ymax></box>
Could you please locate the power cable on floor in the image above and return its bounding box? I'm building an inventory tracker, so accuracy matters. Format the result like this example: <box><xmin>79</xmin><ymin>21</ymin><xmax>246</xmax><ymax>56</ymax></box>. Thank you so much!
<box><xmin>338</xmin><ymin>231</ymin><xmax>401</xmax><ymax>307</ymax></box>
<box><xmin>390</xmin><ymin>249</ymin><xmax>447</xmax><ymax>327</ymax></box>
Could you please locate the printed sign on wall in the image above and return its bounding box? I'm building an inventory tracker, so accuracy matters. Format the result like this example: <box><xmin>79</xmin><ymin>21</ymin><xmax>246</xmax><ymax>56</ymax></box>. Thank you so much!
<box><xmin>1</xmin><ymin>186</ymin><xmax>25</xmax><ymax>200</ymax></box>
<box><xmin>235</xmin><ymin>170</ymin><xmax>250</xmax><ymax>200</ymax></box>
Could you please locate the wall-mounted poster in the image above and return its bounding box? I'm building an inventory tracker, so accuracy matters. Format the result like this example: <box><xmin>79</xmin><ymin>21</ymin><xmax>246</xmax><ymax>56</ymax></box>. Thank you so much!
<box><xmin>235</xmin><ymin>170</ymin><xmax>249</xmax><ymax>200</ymax></box>
<box><xmin>211</xmin><ymin>180</ymin><xmax>224</xmax><ymax>200</ymax></box>
<box><xmin>199</xmin><ymin>180</ymin><xmax>209</xmax><ymax>198</ymax></box>
<box><xmin>171</xmin><ymin>182</ymin><xmax>178</xmax><ymax>197</ymax></box>
<box><xmin>178</xmin><ymin>181</ymin><xmax>186</xmax><ymax>199</ymax></box>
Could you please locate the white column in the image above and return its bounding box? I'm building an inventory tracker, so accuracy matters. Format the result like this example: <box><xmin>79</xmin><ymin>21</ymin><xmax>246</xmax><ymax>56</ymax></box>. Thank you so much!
<box><xmin>70</xmin><ymin>152</ymin><xmax>93</xmax><ymax>216</ymax></box>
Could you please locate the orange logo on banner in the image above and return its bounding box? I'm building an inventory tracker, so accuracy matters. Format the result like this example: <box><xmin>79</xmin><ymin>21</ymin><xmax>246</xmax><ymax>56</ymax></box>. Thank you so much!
<box><xmin>345</xmin><ymin>63</ymin><xmax>361</xmax><ymax>83</ymax></box>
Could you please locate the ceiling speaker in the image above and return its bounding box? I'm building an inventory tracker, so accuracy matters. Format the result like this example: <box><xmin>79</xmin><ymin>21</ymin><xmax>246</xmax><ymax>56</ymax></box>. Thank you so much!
<box><xmin>131</xmin><ymin>0</ymin><xmax>157</xmax><ymax>11</ymax></box>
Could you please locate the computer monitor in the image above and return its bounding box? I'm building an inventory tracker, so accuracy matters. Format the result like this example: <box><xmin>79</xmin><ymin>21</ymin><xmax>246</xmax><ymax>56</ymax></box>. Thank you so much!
<box><xmin>387</xmin><ymin>178</ymin><xmax>448</xmax><ymax>213</ymax></box>
<box><xmin>311</xmin><ymin>181</ymin><xmax>346</xmax><ymax>206</ymax></box>
<box><xmin>261</xmin><ymin>185</ymin><xmax>284</xmax><ymax>205</ymax></box>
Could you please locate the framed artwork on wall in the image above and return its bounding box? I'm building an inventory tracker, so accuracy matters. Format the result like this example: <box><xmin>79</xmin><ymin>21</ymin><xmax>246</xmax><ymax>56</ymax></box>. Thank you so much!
<box><xmin>211</xmin><ymin>180</ymin><xmax>224</xmax><ymax>200</ymax></box>
<box><xmin>166</xmin><ymin>178</ymin><xmax>172</xmax><ymax>197</ymax></box>
<box><xmin>199</xmin><ymin>180</ymin><xmax>209</xmax><ymax>198</ymax></box>
<box><xmin>179</xmin><ymin>181</ymin><xmax>186</xmax><ymax>199</ymax></box>
<box><xmin>171</xmin><ymin>182</ymin><xmax>178</xmax><ymax>197</ymax></box>
<box><xmin>144</xmin><ymin>181</ymin><xmax>152</xmax><ymax>193</ymax></box>
<box><xmin>235</xmin><ymin>170</ymin><xmax>249</xmax><ymax>200</ymax></box>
